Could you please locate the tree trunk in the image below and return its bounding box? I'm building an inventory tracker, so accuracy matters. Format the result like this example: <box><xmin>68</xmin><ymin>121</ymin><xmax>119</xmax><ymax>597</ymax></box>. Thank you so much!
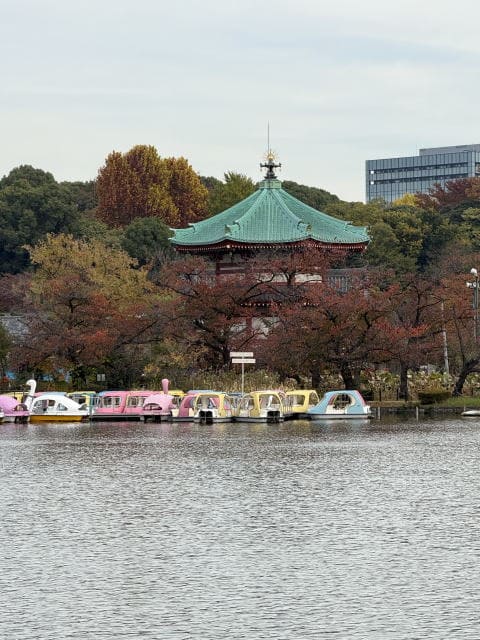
<box><xmin>398</xmin><ymin>362</ymin><xmax>409</xmax><ymax>400</ymax></box>
<box><xmin>311</xmin><ymin>368</ymin><xmax>321</xmax><ymax>389</ymax></box>
<box><xmin>453</xmin><ymin>369</ymin><xmax>470</xmax><ymax>396</ymax></box>
<box><xmin>452</xmin><ymin>357</ymin><xmax>480</xmax><ymax>396</ymax></box>
<box><xmin>340</xmin><ymin>364</ymin><xmax>355</xmax><ymax>390</ymax></box>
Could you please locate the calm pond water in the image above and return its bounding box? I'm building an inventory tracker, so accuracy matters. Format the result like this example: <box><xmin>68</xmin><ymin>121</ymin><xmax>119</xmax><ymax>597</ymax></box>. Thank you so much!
<box><xmin>1</xmin><ymin>417</ymin><xmax>480</xmax><ymax>639</ymax></box>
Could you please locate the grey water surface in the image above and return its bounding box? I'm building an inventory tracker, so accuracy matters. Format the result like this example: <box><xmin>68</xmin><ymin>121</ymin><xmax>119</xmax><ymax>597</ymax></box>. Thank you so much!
<box><xmin>1</xmin><ymin>417</ymin><xmax>480</xmax><ymax>639</ymax></box>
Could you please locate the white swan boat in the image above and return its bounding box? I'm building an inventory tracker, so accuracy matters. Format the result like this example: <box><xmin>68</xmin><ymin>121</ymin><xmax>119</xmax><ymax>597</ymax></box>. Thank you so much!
<box><xmin>24</xmin><ymin>379</ymin><xmax>89</xmax><ymax>422</ymax></box>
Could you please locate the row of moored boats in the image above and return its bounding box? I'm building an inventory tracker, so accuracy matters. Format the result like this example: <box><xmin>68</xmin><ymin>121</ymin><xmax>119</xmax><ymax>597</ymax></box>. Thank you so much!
<box><xmin>0</xmin><ymin>379</ymin><xmax>372</xmax><ymax>424</ymax></box>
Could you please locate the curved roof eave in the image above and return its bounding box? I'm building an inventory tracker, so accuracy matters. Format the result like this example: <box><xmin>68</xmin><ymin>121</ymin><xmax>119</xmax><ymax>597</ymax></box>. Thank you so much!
<box><xmin>170</xmin><ymin>179</ymin><xmax>371</xmax><ymax>247</ymax></box>
<box><xmin>173</xmin><ymin>238</ymin><xmax>369</xmax><ymax>253</ymax></box>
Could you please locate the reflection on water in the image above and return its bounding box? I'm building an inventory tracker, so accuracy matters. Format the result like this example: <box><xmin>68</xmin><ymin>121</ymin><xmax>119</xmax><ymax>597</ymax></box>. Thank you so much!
<box><xmin>1</xmin><ymin>417</ymin><xmax>480</xmax><ymax>639</ymax></box>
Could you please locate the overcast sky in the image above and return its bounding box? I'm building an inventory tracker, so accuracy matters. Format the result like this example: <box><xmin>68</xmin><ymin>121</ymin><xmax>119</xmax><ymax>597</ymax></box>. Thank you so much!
<box><xmin>2</xmin><ymin>0</ymin><xmax>480</xmax><ymax>202</ymax></box>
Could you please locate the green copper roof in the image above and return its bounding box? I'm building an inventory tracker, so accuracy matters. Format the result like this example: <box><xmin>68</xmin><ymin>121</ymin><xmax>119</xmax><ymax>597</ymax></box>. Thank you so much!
<box><xmin>171</xmin><ymin>178</ymin><xmax>369</xmax><ymax>249</ymax></box>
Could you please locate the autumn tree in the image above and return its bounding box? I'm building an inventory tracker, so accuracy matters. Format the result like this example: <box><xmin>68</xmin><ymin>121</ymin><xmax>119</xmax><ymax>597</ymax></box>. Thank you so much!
<box><xmin>415</xmin><ymin>178</ymin><xmax>480</xmax><ymax>212</ymax></box>
<box><xmin>165</xmin><ymin>157</ymin><xmax>209</xmax><ymax>225</ymax></box>
<box><xmin>0</xmin><ymin>322</ymin><xmax>11</xmax><ymax>381</ymax></box>
<box><xmin>10</xmin><ymin>234</ymin><xmax>170</xmax><ymax>386</ymax></box>
<box><xmin>0</xmin><ymin>272</ymin><xmax>32</xmax><ymax>313</ymax></box>
<box><xmin>156</xmin><ymin>255</ymin><xmax>261</xmax><ymax>369</ymax></box>
<box><xmin>466</xmin><ymin>179</ymin><xmax>480</xmax><ymax>200</ymax></box>
<box><xmin>374</xmin><ymin>275</ymin><xmax>442</xmax><ymax>399</ymax></box>
<box><xmin>257</xmin><ymin>266</ymin><xmax>443</xmax><ymax>398</ymax></box>
<box><xmin>96</xmin><ymin>145</ymin><xmax>208</xmax><ymax>228</ymax></box>
<box><xmin>433</xmin><ymin>255</ymin><xmax>480</xmax><ymax>395</ymax></box>
<box><xmin>156</xmin><ymin>250</ymin><xmax>338</xmax><ymax>373</ymax></box>
<box><xmin>391</xmin><ymin>193</ymin><xmax>418</xmax><ymax>207</ymax></box>
<box><xmin>259</xmin><ymin>269</ymin><xmax>397</xmax><ymax>389</ymax></box>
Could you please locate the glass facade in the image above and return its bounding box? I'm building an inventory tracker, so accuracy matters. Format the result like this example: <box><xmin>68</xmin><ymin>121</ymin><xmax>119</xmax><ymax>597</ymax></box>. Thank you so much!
<box><xmin>366</xmin><ymin>145</ymin><xmax>480</xmax><ymax>203</ymax></box>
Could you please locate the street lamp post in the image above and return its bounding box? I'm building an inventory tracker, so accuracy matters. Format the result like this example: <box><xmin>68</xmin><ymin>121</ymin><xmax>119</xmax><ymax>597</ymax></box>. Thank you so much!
<box><xmin>467</xmin><ymin>268</ymin><xmax>479</xmax><ymax>342</ymax></box>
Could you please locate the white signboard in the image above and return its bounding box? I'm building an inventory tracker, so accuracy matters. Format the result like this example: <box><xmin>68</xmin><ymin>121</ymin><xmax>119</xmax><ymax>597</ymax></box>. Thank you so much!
<box><xmin>232</xmin><ymin>358</ymin><xmax>256</xmax><ymax>364</ymax></box>
<box><xmin>230</xmin><ymin>351</ymin><xmax>254</xmax><ymax>358</ymax></box>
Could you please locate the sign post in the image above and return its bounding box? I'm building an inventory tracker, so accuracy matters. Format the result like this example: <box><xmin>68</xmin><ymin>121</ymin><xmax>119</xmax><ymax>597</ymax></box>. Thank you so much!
<box><xmin>230</xmin><ymin>352</ymin><xmax>256</xmax><ymax>397</ymax></box>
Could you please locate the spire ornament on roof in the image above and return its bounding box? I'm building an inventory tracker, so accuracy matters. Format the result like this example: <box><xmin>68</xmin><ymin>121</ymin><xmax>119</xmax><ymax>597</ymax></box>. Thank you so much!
<box><xmin>260</xmin><ymin>150</ymin><xmax>282</xmax><ymax>179</ymax></box>
<box><xmin>260</xmin><ymin>124</ymin><xmax>281</xmax><ymax>179</ymax></box>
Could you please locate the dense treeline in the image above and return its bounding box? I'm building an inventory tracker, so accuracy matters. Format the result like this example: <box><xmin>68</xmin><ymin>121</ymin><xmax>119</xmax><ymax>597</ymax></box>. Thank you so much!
<box><xmin>2</xmin><ymin>143</ymin><xmax>480</xmax><ymax>397</ymax></box>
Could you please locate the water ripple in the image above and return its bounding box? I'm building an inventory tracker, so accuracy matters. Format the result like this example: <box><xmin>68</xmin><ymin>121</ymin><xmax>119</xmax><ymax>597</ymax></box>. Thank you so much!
<box><xmin>1</xmin><ymin>419</ymin><xmax>480</xmax><ymax>638</ymax></box>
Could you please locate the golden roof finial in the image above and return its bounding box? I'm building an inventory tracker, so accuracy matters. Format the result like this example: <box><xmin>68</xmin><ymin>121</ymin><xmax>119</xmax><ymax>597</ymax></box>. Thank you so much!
<box><xmin>260</xmin><ymin>123</ymin><xmax>281</xmax><ymax>178</ymax></box>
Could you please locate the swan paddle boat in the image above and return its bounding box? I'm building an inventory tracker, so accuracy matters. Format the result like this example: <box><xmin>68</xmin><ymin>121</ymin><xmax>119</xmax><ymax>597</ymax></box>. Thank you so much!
<box><xmin>27</xmin><ymin>394</ymin><xmax>89</xmax><ymax>422</ymax></box>
<box><xmin>307</xmin><ymin>390</ymin><xmax>372</xmax><ymax>420</ymax></box>
<box><xmin>141</xmin><ymin>379</ymin><xmax>176</xmax><ymax>422</ymax></box>
<box><xmin>20</xmin><ymin>379</ymin><xmax>87</xmax><ymax>422</ymax></box>
<box><xmin>0</xmin><ymin>394</ymin><xmax>30</xmax><ymax>423</ymax></box>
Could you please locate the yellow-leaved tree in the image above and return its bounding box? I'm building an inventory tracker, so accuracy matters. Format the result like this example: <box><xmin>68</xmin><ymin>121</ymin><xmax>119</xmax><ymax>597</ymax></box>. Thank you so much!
<box><xmin>391</xmin><ymin>193</ymin><xmax>418</xmax><ymax>207</ymax></box>
<box><xmin>12</xmin><ymin>234</ymin><xmax>172</xmax><ymax>387</ymax></box>
<box><xmin>27</xmin><ymin>233</ymin><xmax>154</xmax><ymax>306</ymax></box>
<box><xmin>96</xmin><ymin>144</ymin><xmax>208</xmax><ymax>228</ymax></box>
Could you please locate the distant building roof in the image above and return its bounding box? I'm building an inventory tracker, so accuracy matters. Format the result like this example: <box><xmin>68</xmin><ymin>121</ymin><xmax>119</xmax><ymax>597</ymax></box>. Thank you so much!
<box><xmin>171</xmin><ymin>173</ymin><xmax>369</xmax><ymax>253</ymax></box>
<box><xmin>419</xmin><ymin>144</ymin><xmax>480</xmax><ymax>155</ymax></box>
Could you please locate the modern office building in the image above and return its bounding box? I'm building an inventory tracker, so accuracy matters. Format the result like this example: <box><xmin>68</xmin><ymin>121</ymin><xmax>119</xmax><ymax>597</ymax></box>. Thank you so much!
<box><xmin>366</xmin><ymin>144</ymin><xmax>480</xmax><ymax>203</ymax></box>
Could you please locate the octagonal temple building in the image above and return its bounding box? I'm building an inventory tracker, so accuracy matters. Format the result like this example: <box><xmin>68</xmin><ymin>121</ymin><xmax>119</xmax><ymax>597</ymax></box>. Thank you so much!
<box><xmin>170</xmin><ymin>155</ymin><xmax>370</xmax><ymax>277</ymax></box>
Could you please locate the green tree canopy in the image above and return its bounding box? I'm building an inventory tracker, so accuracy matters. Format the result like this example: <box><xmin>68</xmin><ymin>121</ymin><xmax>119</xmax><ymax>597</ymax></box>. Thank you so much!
<box><xmin>0</xmin><ymin>165</ymin><xmax>81</xmax><ymax>274</ymax></box>
<box><xmin>1</xmin><ymin>165</ymin><xmax>55</xmax><ymax>188</ymax></box>
<box><xmin>121</xmin><ymin>216</ymin><xmax>173</xmax><ymax>266</ymax></box>
<box><xmin>282</xmin><ymin>180</ymin><xmax>340</xmax><ymax>210</ymax></box>
<box><xmin>61</xmin><ymin>180</ymin><xmax>98</xmax><ymax>213</ymax></box>
<box><xmin>457</xmin><ymin>207</ymin><xmax>480</xmax><ymax>251</ymax></box>
<box><xmin>207</xmin><ymin>172</ymin><xmax>257</xmax><ymax>216</ymax></box>
<box><xmin>200</xmin><ymin>175</ymin><xmax>223</xmax><ymax>194</ymax></box>
<box><xmin>325</xmin><ymin>199</ymin><xmax>458</xmax><ymax>274</ymax></box>
<box><xmin>365</xmin><ymin>205</ymin><xmax>458</xmax><ymax>275</ymax></box>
